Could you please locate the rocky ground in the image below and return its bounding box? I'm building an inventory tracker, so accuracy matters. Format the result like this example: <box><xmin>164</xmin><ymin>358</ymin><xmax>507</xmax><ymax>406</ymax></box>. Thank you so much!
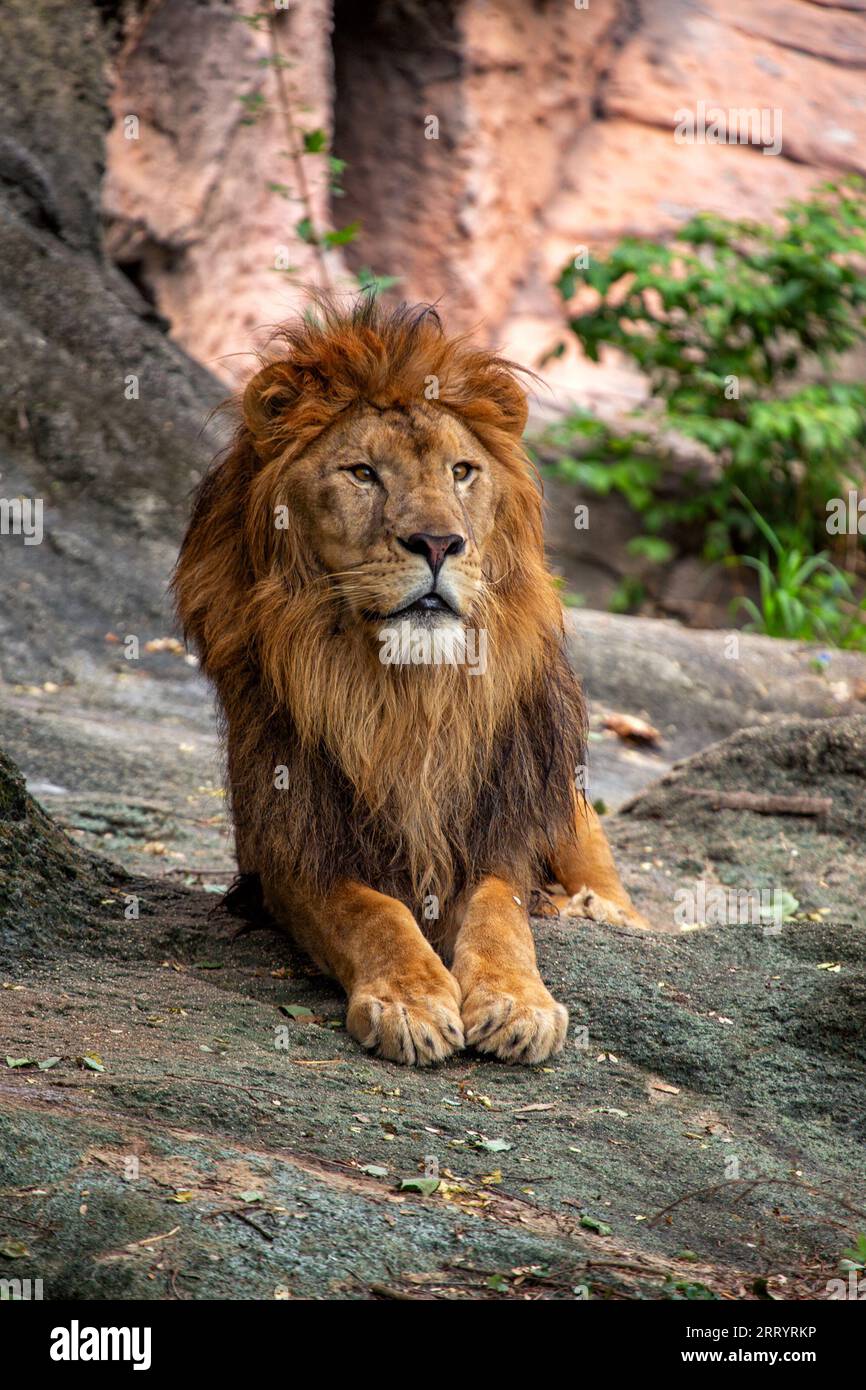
<box><xmin>2</xmin><ymin>624</ymin><xmax>865</xmax><ymax>1301</ymax></box>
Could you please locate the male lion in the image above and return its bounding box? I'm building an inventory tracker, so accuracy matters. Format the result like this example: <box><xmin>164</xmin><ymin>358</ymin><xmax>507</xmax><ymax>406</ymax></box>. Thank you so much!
<box><xmin>174</xmin><ymin>299</ymin><xmax>645</xmax><ymax>1066</ymax></box>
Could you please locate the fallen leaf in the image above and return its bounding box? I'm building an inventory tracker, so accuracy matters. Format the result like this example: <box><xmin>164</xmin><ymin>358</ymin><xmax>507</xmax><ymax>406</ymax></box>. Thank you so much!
<box><xmin>580</xmin><ymin>1215</ymin><xmax>612</xmax><ymax>1236</ymax></box>
<box><xmin>603</xmin><ymin>712</ymin><xmax>661</xmax><ymax>745</ymax></box>
<box><xmin>78</xmin><ymin>1055</ymin><xmax>105</xmax><ymax>1073</ymax></box>
<box><xmin>476</xmin><ymin>1137</ymin><xmax>513</xmax><ymax>1153</ymax></box>
<box><xmin>0</xmin><ymin>1239</ymin><xmax>30</xmax><ymax>1259</ymax></box>
<box><xmin>399</xmin><ymin>1177</ymin><xmax>440</xmax><ymax>1196</ymax></box>
<box><xmin>463</xmin><ymin>1088</ymin><xmax>493</xmax><ymax>1108</ymax></box>
<box><xmin>144</xmin><ymin>637</ymin><xmax>184</xmax><ymax>654</ymax></box>
<box><xmin>279</xmin><ymin>1004</ymin><xmax>314</xmax><ymax>1019</ymax></box>
<box><xmin>359</xmin><ymin>1165</ymin><xmax>388</xmax><ymax>1178</ymax></box>
<box><xmin>5</xmin><ymin>1057</ymin><xmax>34</xmax><ymax>1069</ymax></box>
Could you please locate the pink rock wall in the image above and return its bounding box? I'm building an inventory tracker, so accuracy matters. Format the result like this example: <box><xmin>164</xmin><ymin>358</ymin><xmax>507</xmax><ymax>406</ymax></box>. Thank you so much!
<box><xmin>104</xmin><ymin>0</ymin><xmax>865</xmax><ymax>404</ymax></box>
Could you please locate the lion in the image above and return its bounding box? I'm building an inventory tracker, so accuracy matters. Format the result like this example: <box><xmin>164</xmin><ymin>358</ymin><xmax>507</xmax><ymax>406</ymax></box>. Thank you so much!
<box><xmin>173</xmin><ymin>298</ymin><xmax>646</xmax><ymax>1067</ymax></box>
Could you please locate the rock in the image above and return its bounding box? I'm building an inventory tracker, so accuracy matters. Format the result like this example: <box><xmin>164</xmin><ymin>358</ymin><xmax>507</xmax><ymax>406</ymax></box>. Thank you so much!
<box><xmin>103</xmin><ymin>0</ymin><xmax>345</xmax><ymax>387</ymax></box>
<box><xmin>607</xmin><ymin>713</ymin><xmax>866</xmax><ymax>935</ymax></box>
<box><xmin>538</xmin><ymin>428</ymin><xmax>739</xmax><ymax>626</ymax></box>
<box><xmin>0</xmin><ymin>748</ymin><xmax>118</xmax><ymax>969</ymax></box>
<box><xmin>567</xmin><ymin>607</ymin><xmax>866</xmax><ymax>764</ymax></box>
<box><xmin>606</xmin><ymin>0</ymin><xmax>866</xmax><ymax>175</ymax></box>
<box><xmin>101</xmin><ymin>0</ymin><xmax>859</xmax><ymax>403</ymax></box>
<box><xmin>0</xmin><ymin>0</ymin><xmax>226</xmax><ymax>684</ymax></box>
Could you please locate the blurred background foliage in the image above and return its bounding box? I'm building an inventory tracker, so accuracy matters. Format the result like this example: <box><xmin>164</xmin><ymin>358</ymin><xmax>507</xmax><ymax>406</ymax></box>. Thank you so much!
<box><xmin>542</xmin><ymin>180</ymin><xmax>866</xmax><ymax>647</ymax></box>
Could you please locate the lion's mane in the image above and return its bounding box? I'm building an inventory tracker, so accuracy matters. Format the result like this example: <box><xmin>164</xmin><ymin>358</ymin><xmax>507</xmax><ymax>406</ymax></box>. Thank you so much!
<box><xmin>173</xmin><ymin>298</ymin><xmax>586</xmax><ymax>922</ymax></box>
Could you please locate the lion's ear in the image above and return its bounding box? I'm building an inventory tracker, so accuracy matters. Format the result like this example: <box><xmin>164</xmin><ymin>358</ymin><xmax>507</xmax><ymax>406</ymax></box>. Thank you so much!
<box><xmin>486</xmin><ymin>367</ymin><xmax>529</xmax><ymax>438</ymax></box>
<box><xmin>242</xmin><ymin>360</ymin><xmax>303</xmax><ymax>463</ymax></box>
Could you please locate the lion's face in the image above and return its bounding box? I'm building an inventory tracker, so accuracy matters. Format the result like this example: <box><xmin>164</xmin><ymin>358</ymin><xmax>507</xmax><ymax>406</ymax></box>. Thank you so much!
<box><xmin>286</xmin><ymin>401</ymin><xmax>498</xmax><ymax>637</ymax></box>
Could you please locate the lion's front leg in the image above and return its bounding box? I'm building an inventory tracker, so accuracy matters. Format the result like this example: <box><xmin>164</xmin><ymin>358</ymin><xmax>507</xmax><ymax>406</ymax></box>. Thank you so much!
<box><xmin>451</xmin><ymin>875</ymin><xmax>568</xmax><ymax>1064</ymax></box>
<box><xmin>266</xmin><ymin>879</ymin><xmax>464</xmax><ymax>1066</ymax></box>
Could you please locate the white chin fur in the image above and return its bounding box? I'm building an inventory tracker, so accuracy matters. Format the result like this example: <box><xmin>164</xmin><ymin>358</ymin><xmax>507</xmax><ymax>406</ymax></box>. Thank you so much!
<box><xmin>376</xmin><ymin>615</ymin><xmax>487</xmax><ymax>674</ymax></box>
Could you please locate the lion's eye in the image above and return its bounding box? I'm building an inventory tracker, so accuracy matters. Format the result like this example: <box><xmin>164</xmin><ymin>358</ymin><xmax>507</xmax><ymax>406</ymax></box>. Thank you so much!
<box><xmin>346</xmin><ymin>464</ymin><xmax>378</xmax><ymax>484</ymax></box>
<box><xmin>452</xmin><ymin>461</ymin><xmax>475</xmax><ymax>482</ymax></box>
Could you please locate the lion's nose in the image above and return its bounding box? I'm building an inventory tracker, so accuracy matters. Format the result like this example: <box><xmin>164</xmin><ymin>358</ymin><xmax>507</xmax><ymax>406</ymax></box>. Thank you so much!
<box><xmin>397</xmin><ymin>531</ymin><xmax>466</xmax><ymax>577</ymax></box>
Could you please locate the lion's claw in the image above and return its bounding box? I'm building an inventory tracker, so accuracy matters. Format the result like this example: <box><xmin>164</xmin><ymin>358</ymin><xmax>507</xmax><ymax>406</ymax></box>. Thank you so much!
<box><xmin>462</xmin><ymin>984</ymin><xmax>568</xmax><ymax>1064</ymax></box>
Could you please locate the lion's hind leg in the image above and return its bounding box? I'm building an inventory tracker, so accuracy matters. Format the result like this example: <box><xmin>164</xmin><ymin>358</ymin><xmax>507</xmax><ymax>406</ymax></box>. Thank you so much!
<box><xmin>548</xmin><ymin>798</ymin><xmax>651</xmax><ymax>930</ymax></box>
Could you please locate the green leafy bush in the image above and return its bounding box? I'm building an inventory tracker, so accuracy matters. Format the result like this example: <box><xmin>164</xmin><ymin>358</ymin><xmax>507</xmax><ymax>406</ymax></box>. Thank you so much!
<box><xmin>547</xmin><ymin>180</ymin><xmax>866</xmax><ymax>640</ymax></box>
<box><xmin>730</xmin><ymin>490</ymin><xmax>866</xmax><ymax>646</ymax></box>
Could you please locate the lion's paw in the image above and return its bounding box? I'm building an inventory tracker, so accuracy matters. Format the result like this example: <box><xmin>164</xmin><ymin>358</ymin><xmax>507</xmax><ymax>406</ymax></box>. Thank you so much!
<box><xmin>563</xmin><ymin>887</ymin><xmax>651</xmax><ymax>931</ymax></box>
<box><xmin>462</xmin><ymin>982</ymin><xmax>568</xmax><ymax>1064</ymax></box>
<box><xmin>347</xmin><ymin>983</ymin><xmax>464</xmax><ymax>1066</ymax></box>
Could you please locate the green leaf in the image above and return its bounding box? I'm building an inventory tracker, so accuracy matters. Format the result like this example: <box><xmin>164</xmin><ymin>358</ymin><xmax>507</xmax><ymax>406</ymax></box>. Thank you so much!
<box><xmin>323</xmin><ymin>220</ymin><xmax>361</xmax><ymax>247</ymax></box>
<box><xmin>302</xmin><ymin>128</ymin><xmax>328</xmax><ymax>153</ymax></box>
<box><xmin>357</xmin><ymin>266</ymin><xmax>401</xmax><ymax>294</ymax></box>
<box><xmin>580</xmin><ymin>1215</ymin><xmax>612</xmax><ymax>1236</ymax></box>
<box><xmin>841</xmin><ymin>1233</ymin><xmax>866</xmax><ymax>1268</ymax></box>
<box><xmin>399</xmin><ymin>1177</ymin><xmax>440</xmax><ymax>1196</ymax></box>
<box><xmin>279</xmin><ymin>1004</ymin><xmax>314</xmax><ymax>1019</ymax></box>
<box><xmin>238</xmin><ymin>91</ymin><xmax>266</xmax><ymax>125</ymax></box>
<box><xmin>626</xmin><ymin>536</ymin><xmax>675</xmax><ymax>565</ymax></box>
<box><xmin>5</xmin><ymin>1057</ymin><xmax>33</xmax><ymax>1068</ymax></box>
<box><xmin>475</xmin><ymin>1137</ymin><xmax>513</xmax><ymax>1153</ymax></box>
<box><xmin>359</xmin><ymin>1164</ymin><xmax>389</xmax><ymax>1178</ymax></box>
<box><xmin>760</xmin><ymin>891</ymin><xmax>799</xmax><ymax>921</ymax></box>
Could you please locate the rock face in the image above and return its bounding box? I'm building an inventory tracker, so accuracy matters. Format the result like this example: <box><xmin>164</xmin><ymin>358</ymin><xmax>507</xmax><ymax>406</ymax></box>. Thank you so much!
<box><xmin>103</xmin><ymin>0</ymin><xmax>342</xmax><ymax>386</ymax></box>
<box><xmin>0</xmin><ymin>0</ymin><xmax>225</xmax><ymax>683</ymax></box>
<box><xmin>0</xmin><ymin>748</ymin><xmax>118</xmax><ymax>969</ymax></box>
<box><xmin>102</xmin><ymin>0</ymin><xmax>864</xmax><ymax>399</ymax></box>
